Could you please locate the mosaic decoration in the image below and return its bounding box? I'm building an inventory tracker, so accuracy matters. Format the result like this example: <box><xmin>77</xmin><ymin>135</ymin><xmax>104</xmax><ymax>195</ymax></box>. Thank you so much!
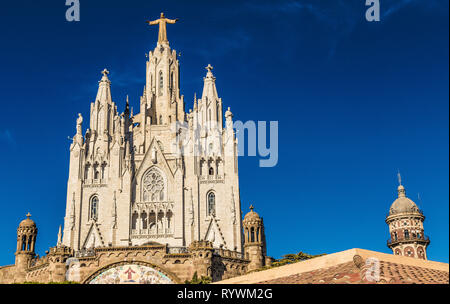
<box><xmin>89</xmin><ymin>264</ymin><xmax>173</xmax><ymax>284</ymax></box>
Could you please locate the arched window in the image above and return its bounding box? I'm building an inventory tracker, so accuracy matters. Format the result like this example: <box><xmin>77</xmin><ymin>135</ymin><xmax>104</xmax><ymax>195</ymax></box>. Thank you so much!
<box><xmin>207</xmin><ymin>192</ymin><xmax>216</xmax><ymax>216</ymax></box>
<box><xmin>209</xmin><ymin>167</ymin><xmax>214</xmax><ymax>176</ymax></box>
<box><xmin>250</xmin><ymin>227</ymin><xmax>255</xmax><ymax>242</ymax></box>
<box><xmin>101</xmin><ymin>162</ymin><xmax>107</xmax><ymax>179</ymax></box>
<box><xmin>167</xmin><ymin>210</ymin><xmax>173</xmax><ymax>232</ymax></box>
<box><xmin>149</xmin><ymin>211</ymin><xmax>156</xmax><ymax>232</ymax></box>
<box><xmin>393</xmin><ymin>231</ymin><xmax>397</xmax><ymax>241</ymax></box>
<box><xmin>93</xmin><ymin>163</ymin><xmax>99</xmax><ymax>180</ymax></box>
<box><xmin>142</xmin><ymin>168</ymin><xmax>165</xmax><ymax>202</ymax></box>
<box><xmin>157</xmin><ymin>210</ymin><xmax>164</xmax><ymax>232</ymax></box>
<box><xmin>85</xmin><ymin>164</ymin><xmax>90</xmax><ymax>180</ymax></box>
<box><xmin>90</xmin><ymin>196</ymin><xmax>99</xmax><ymax>220</ymax></box>
<box><xmin>27</xmin><ymin>236</ymin><xmax>33</xmax><ymax>251</ymax></box>
<box><xmin>22</xmin><ymin>235</ymin><xmax>26</xmax><ymax>251</ymax></box>
<box><xmin>131</xmin><ymin>212</ymin><xmax>138</xmax><ymax>230</ymax></box>
<box><xmin>404</xmin><ymin>230</ymin><xmax>409</xmax><ymax>239</ymax></box>
<box><xmin>141</xmin><ymin>212</ymin><xmax>148</xmax><ymax>229</ymax></box>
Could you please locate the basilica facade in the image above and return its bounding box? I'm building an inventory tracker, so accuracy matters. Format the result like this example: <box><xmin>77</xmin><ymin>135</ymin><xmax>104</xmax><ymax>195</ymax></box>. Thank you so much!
<box><xmin>0</xmin><ymin>14</ymin><xmax>272</xmax><ymax>284</ymax></box>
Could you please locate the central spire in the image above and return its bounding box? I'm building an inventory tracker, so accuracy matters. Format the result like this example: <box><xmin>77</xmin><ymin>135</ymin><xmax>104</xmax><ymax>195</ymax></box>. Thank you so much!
<box><xmin>202</xmin><ymin>64</ymin><xmax>218</xmax><ymax>100</ymax></box>
<box><xmin>96</xmin><ymin>68</ymin><xmax>112</xmax><ymax>105</ymax></box>
<box><xmin>146</xmin><ymin>12</ymin><xmax>179</xmax><ymax>45</ymax></box>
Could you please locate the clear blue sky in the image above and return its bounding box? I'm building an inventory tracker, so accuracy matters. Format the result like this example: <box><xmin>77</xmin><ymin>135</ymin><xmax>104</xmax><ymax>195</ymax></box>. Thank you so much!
<box><xmin>0</xmin><ymin>0</ymin><xmax>448</xmax><ymax>265</ymax></box>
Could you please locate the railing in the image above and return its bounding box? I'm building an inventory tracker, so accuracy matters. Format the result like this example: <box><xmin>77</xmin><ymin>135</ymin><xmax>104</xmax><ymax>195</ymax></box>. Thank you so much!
<box><xmin>387</xmin><ymin>235</ymin><xmax>430</xmax><ymax>246</ymax></box>
<box><xmin>167</xmin><ymin>247</ymin><xmax>189</xmax><ymax>254</ymax></box>
<box><xmin>75</xmin><ymin>248</ymin><xmax>96</xmax><ymax>258</ymax></box>
<box><xmin>131</xmin><ymin>228</ymin><xmax>174</xmax><ymax>236</ymax></box>
<box><xmin>213</xmin><ymin>248</ymin><xmax>245</xmax><ymax>259</ymax></box>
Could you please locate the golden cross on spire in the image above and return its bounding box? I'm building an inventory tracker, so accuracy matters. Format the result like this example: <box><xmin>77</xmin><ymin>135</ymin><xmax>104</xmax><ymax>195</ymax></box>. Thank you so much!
<box><xmin>26</xmin><ymin>212</ymin><xmax>31</xmax><ymax>218</ymax></box>
<box><xmin>146</xmin><ymin>12</ymin><xmax>179</xmax><ymax>44</ymax></box>
<box><xmin>101</xmin><ymin>68</ymin><xmax>109</xmax><ymax>77</ymax></box>
<box><xmin>249</xmin><ymin>205</ymin><xmax>254</xmax><ymax>212</ymax></box>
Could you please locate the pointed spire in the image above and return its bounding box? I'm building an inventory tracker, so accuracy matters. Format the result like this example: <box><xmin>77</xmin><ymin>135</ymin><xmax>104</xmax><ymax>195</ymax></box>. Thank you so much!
<box><xmin>96</xmin><ymin>69</ymin><xmax>112</xmax><ymax>104</ymax></box>
<box><xmin>57</xmin><ymin>225</ymin><xmax>62</xmax><ymax>246</ymax></box>
<box><xmin>124</xmin><ymin>95</ymin><xmax>130</xmax><ymax>116</ymax></box>
<box><xmin>201</xmin><ymin>64</ymin><xmax>219</xmax><ymax>100</ymax></box>
<box><xmin>194</xmin><ymin>93</ymin><xmax>197</xmax><ymax>110</ymax></box>
<box><xmin>397</xmin><ymin>171</ymin><xmax>406</xmax><ymax>198</ymax></box>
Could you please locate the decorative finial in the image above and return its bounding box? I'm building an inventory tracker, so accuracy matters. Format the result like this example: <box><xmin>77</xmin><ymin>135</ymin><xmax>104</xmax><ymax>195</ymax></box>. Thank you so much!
<box><xmin>57</xmin><ymin>225</ymin><xmax>62</xmax><ymax>246</ymax></box>
<box><xmin>249</xmin><ymin>205</ymin><xmax>254</xmax><ymax>212</ymax></box>
<box><xmin>101</xmin><ymin>69</ymin><xmax>109</xmax><ymax>77</ymax></box>
<box><xmin>26</xmin><ymin>212</ymin><xmax>31</xmax><ymax>219</ymax></box>
<box><xmin>397</xmin><ymin>170</ymin><xmax>402</xmax><ymax>186</ymax></box>
<box><xmin>206</xmin><ymin>64</ymin><xmax>213</xmax><ymax>73</ymax></box>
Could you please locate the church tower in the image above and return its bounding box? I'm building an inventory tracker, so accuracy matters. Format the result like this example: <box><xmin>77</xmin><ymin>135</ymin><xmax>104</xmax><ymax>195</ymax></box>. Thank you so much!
<box><xmin>62</xmin><ymin>13</ymin><xmax>243</xmax><ymax>254</ymax></box>
<box><xmin>386</xmin><ymin>175</ymin><xmax>430</xmax><ymax>259</ymax></box>
<box><xmin>243</xmin><ymin>206</ymin><xmax>268</xmax><ymax>271</ymax></box>
<box><xmin>15</xmin><ymin>213</ymin><xmax>37</xmax><ymax>271</ymax></box>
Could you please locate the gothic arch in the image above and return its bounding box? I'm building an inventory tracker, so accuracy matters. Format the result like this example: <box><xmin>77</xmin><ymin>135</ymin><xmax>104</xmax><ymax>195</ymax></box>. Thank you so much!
<box><xmin>81</xmin><ymin>260</ymin><xmax>180</xmax><ymax>284</ymax></box>
<box><xmin>89</xmin><ymin>195</ymin><xmax>99</xmax><ymax>221</ymax></box>
<box><xmin>207</xmin><ymin>191</ymin><xmax>216</xmax><ymax>216</ymax></box>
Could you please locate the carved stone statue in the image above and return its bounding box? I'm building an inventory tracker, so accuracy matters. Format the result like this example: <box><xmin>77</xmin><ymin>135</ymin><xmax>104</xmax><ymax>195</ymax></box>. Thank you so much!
<box><xmin>76</xmin><ymin>113</ymin><xmax>83</xmax><ymax>135</ymax></box>
<box><xmin>146</xmin><ymin>12</ymin><xmax>178</xmax><ymax>44</ymax></box>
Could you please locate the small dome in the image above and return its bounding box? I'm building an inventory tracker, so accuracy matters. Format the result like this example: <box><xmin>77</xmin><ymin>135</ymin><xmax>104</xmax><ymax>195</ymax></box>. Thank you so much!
<box><xmin>389</xmin><ymin>186</ymin><xmax>420</xmax><ymax>215</ymax></box>
<box><xmin>244</xmin><ymin>205</ymin><xmax>261</xmax><ymax>221</ymax></box>
<box><xmin>19</xmin><ymin>213</ymin><xmax>36</xmax><ymax>228</ymax></box>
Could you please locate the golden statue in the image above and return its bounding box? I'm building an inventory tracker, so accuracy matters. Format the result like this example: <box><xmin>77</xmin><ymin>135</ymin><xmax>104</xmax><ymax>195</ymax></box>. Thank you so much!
<box><xmin>146</xmin><ymin>12</ymin><xmax>178</xmax><ymax>43</ymax></box>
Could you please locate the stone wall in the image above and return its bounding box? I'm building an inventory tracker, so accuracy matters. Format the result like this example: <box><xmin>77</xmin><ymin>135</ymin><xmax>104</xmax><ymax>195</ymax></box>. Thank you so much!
<box><xmin>0</xmin><ymin>241</ymin><xmax>249</xmax><ymax>284</ymax></box>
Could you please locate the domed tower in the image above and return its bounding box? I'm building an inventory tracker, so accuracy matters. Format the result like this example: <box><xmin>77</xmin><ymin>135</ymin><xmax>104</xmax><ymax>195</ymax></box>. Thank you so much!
<box><xmin>15</xmin><ymin>213</ymin><xmax>38</xmax><ymax>270</ymax></box>
<box><xmin>243</xmin><ymin>205</ymin><xmax>267</xmax><ymax>271</ymax></box>
<box><xmin>386</xmin><ymin>177</ymin><xmax>430</xmax><ymax>259</ymax></box>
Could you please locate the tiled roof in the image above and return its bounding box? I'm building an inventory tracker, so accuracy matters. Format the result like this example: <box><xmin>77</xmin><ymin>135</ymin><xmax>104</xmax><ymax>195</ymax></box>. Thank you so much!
<box><xmin>215</xmin><ymin>248</ymin><xmax>449</xmax><ymax>284</ymax></box>
<box><xmin>257</xmin><ymin>260</ymin><xmax>449</xmax><ymax>284</ymax></box>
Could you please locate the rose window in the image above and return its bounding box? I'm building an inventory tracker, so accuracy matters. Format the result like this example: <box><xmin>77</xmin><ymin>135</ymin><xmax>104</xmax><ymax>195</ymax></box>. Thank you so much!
<box><xmin>143</xmin><ymin>169</ymin><xmax>165</xmax><ymax>202</ymax></box>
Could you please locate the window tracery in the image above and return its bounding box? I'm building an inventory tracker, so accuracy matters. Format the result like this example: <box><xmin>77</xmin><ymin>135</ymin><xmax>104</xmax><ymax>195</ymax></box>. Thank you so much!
<box><xmin>142</xmin><ymin>168</ymin><xmax>165</xmax><ymax>202</ymax></box>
